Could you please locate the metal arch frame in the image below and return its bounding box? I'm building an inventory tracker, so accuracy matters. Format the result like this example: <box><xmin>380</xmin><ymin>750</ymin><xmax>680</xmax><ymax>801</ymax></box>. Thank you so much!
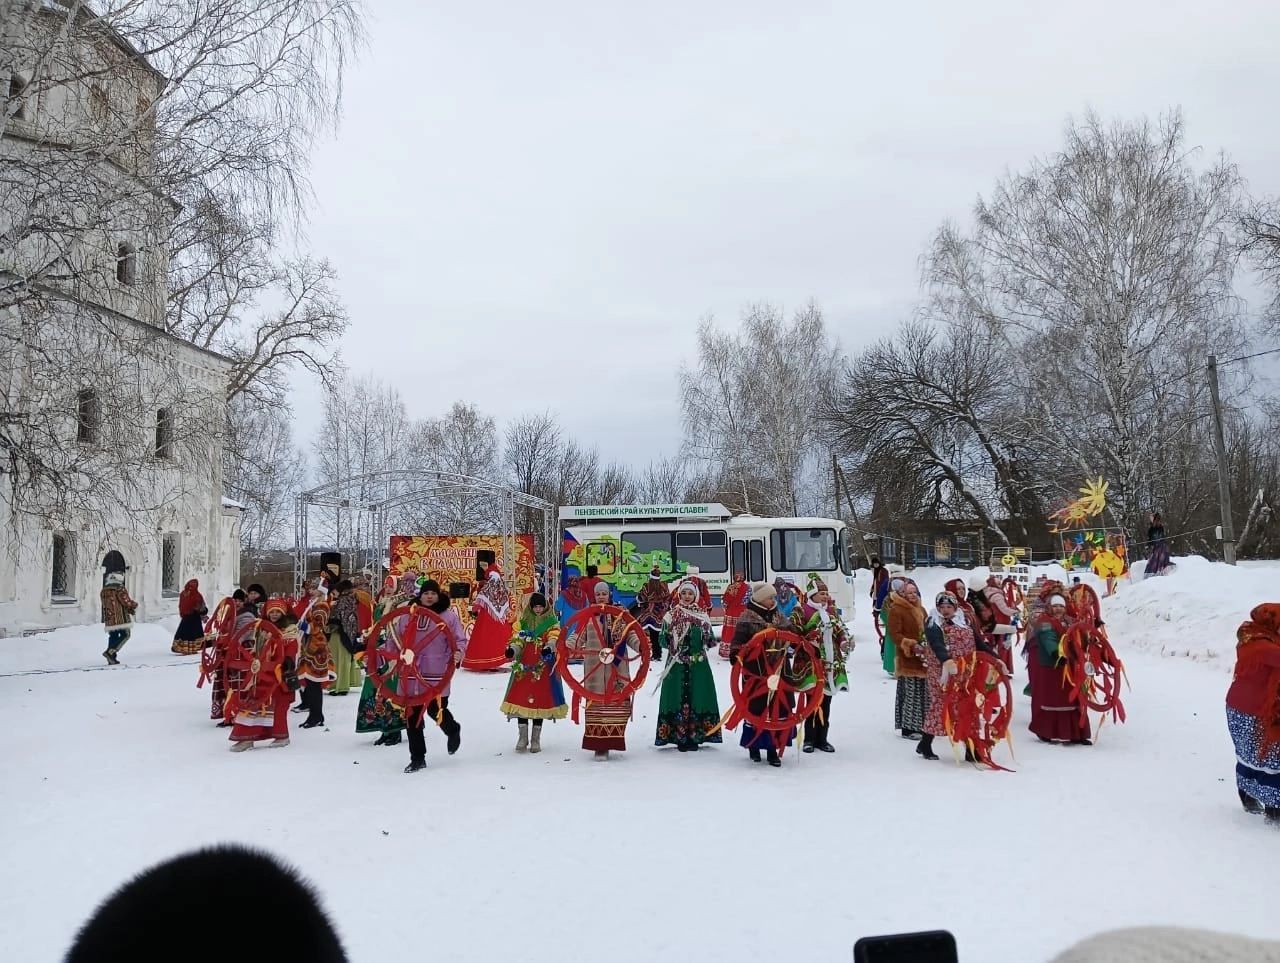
<box><xmin>293</xmin><ymin>469</ymin><xmax>558</xmax><ymax>600</ymax></box>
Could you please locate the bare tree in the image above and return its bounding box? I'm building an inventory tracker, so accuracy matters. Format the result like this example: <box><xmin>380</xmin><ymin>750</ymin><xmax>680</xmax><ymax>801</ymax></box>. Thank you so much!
<box><xmin>1</xmin><ymin>0</ymin><xmax>362</xmax><ymax>533</ymax></box>
<box><xmin>825</xmin><ymin>317</ymin><xmax>1026</xmax><ymax>544</ymax></box>
<box><xmin>632</xmin><ymin>456</ymin><xmax>692</xmax><ymax>502</ymax></box>
<box><xmin>1241</xmin><ymin>199</ymin><xmax>1280</xmax><ymax>338</ymax></box>
<box><xmin>501</xmin><ymin>410</ymin><xmax>638</xmax><ymax>534</ymax></box>
<box><xmin>503</xmin><ymin>410</ymin><xmax>562</xmax><ymax>534</ymax></box>
<box><xmin>927</xmin><ymin>110</ymin><xmax>1247</xmax><ymax>541</ymax></box>
<box><xmin>411</xmin><ymin>401</ymin><xmax>501</xmax><ymax>534</ymax></box>
<box><xmin>225</xmin><ymin>395</ymin><xmax>307</xmax><ymax>553</ymax></box>
<box><xmin>680</xmin><ymin>302</ymin><xmax>838</xmax><ymax>515</ymax></box>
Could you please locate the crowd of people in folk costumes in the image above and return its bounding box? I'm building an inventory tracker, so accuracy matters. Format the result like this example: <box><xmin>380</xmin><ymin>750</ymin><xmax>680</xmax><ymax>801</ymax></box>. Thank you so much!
<box><xmin>183</xmin><ymin>558</ymin><xmax>1125</xmax><ymax>771</ymax></box>
<box><xmin>866</xmin><ymin>555</ymin><xmax>1137</xmax><ymax>765</ymax></box>
<box><xmin>186</xmin><ymin>559</ymin><xmax>856</xmax><ymax>771</ymax></box>
<box><xmin>176</xmin><ymin>548</ymin><xmax>1279</xmax><ymax>822</ymax></box>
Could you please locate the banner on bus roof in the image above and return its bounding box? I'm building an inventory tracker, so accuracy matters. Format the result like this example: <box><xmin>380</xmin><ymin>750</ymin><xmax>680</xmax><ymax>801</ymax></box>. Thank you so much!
<box><xmin>558</xmin><ymin>503</ymin><xmax>732</xmax><ymax>521</ymax></box>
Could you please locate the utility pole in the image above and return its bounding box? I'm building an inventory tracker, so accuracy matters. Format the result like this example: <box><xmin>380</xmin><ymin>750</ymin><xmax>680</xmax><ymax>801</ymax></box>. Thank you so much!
<box><xmin>831</xmin><ymin>454</ymin><xmax>875</xmax><ymax>565</ymax></box>
<box><xmin>1207</xmin><ymin>354</ymin><xmax>1237</xmax><ymax>565</ymax></box>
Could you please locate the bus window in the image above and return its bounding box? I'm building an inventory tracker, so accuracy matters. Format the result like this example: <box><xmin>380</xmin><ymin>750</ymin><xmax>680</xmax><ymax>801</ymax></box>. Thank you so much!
<box><xmin>837</xmin><ymin>528</ymin><xmax>852</xmax><ymax>574</ymax></box>
<box><xmin>731</xmin><ymin>539</ymin><xmax>764</xmax><ymax>581</ymax></box>
<box><xmin>585</xmin><ymin>540</ymin><xmax>617</xmax><ymax>575</ymax></box>
<box><xmin>622</xmin><ymin>531</ymin><xmax>674</xmax><ymax>574</ymax></box>
<box><xmin>674</xmin><ymin>530</ymin><xmax>727</xmax><ymax>573</ymax></box>
<box><xmin>769</xmin><ymin>528</ymin><xmax>837</xmax><ymax>572</ymax></box>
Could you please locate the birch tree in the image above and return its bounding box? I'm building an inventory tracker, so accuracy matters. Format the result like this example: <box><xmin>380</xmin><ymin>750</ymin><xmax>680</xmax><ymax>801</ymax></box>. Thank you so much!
<box><xmin>927</xmin><ymin>110</ymin><xmax>1246</xmax><ymax>540</ymax></box>
<box><xmin>1</xmin><ymin>0</ymin><xmax>362</xmax><ymax>528</ymax></box>
<box><xmin>680</xmin><ymin>302</ymin><xmax>838</xmax><ymax>515</ymax></box>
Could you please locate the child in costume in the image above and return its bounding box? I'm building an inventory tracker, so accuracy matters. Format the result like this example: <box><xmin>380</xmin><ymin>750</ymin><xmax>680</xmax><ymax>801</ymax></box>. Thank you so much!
<box><xmin>227</xmin><ymin>598</ymin><xmax>299</xmax><ymax>751</ymax></box>
<box><xmin>500</xmin><ymin>592</ymin><xmax>567</xmax><ymax>753</ymax></box>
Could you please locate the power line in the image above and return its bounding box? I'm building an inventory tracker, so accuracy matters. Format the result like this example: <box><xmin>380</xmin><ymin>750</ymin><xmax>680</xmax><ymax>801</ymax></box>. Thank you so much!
<box><xmin>1217</xmin><ymin>346</ymin><xmax>1280</xmax><ymax>368</ymax></box>
<box><xmin>1144</xmin><ymin>345</ymin><xmax>1280</xmax><ymax>397</ymax></box>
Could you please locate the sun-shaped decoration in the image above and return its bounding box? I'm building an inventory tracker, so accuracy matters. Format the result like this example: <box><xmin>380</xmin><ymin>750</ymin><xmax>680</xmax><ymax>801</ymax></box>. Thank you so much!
<box><xmin>1077</xmin><ymin>477</ymin><xmax>1108</xmax><ymax>517</ymax></box>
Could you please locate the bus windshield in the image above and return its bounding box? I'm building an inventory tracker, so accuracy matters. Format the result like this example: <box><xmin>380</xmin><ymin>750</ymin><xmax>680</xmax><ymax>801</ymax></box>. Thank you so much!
<box><xmin>770</xmin><ymin>528</ymin><xmax>838</xmax><ymax>572</ymax></box>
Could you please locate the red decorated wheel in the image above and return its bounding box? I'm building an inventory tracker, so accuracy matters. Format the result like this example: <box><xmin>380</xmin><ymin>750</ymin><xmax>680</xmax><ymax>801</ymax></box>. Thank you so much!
<box><xmin>223</xmin><ymin>618</ymin><xmax>288</xmax><ymax>691</ymax></box>
<box><xmin>942</xmin><ymin>651</ymin><xmax>1014</xmax><ymax>769</ymax></box>
<box><xmin>556</xmin><ymin>605</ymin><xmax>650</xmax><ymax>706</ymax></box>
<box><xmin>726</xmin><ymin>628</ymin><xmax>825</xmax><ymax>734</ymax></box>
<box><xmin>1059</xmin><ymin>622</ymin><xmax>1127</xmax><ymax>725</ymax></box>
<box><xmin>197</xmin><ymin>597</ymin><xmax>236</xmax><ymax>688</ymax></box>
<box><xmin>1002</xmin><ymin>579</ymin><xmax>1024</xmax><ymax>611</ymax></box>
<box><xmin>363</xmin><ymin>604</ymin><xmax>459</xmax><ymax>708</ymax></box>
<box><xmin>1067</xmin><ymin>583</ymin><xmax>1101</xmax><ymax>623</ymax></box>
<box><xmin>204</xmin><ymin>596</ymin><xmax>236</xmax><ymax>638</ymax></box>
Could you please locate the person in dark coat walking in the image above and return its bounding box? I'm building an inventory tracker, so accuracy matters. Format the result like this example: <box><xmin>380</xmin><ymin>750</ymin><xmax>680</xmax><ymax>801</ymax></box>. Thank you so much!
<box><xmin>730</xmin><ymin>583</ymin><xmax>792</xmax><ymax>768</ymax></box>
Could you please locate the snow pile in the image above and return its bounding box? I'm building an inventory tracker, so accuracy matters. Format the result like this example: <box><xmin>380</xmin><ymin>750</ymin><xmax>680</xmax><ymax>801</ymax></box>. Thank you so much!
<box><xmin>862</xmin><ymin>558</ymin><xmax>1278</xmax><ymax>668</ymax></box>
<box><xmin>1098</xmin><ymin>557</ymin><xmax>1279</xmax><ymax>668</ymax></box>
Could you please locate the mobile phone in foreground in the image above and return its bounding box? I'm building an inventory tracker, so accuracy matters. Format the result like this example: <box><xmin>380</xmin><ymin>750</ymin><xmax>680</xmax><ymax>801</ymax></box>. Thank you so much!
<box><xmin>853</xmin><ymin>930</ymin><xmax>958</xmax><ymax>963</ymax></box>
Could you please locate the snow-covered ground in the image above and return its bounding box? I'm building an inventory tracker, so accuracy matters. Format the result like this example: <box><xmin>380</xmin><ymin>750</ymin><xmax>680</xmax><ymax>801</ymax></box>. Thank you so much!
<box><xmin>2</xmin><ymin>559</ymin><xmax>1278</xmax><ymax>961</ymax></box>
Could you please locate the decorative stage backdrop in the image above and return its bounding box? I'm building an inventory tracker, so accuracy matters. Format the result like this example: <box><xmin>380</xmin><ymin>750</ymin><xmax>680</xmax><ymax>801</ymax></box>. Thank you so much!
<box><xmin>388</xmin><ymin>534</ymin><xmax>536</xmax><ymax>630</ymax></box>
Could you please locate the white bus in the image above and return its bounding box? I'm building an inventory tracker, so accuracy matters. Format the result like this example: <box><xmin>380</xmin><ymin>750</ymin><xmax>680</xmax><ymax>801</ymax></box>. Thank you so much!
<box><xmin>559</xmin><ymin>503</ymin><xmax>856</xmax><ymax>621</ymax></box>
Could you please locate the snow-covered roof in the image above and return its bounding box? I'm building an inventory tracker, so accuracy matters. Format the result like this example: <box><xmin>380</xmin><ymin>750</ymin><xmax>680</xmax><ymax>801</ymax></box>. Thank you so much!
<box><xmin>221</xmin><ymin>496</ymin><xmax>246</xmax><ymax>510</ymax></box>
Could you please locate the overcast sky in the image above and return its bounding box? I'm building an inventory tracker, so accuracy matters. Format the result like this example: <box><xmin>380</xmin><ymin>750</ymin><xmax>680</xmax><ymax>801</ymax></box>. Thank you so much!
<box><xmin>294</xmin><ymin>0</ymin><xmax>1280</xmax><ymax>466</ymax></box>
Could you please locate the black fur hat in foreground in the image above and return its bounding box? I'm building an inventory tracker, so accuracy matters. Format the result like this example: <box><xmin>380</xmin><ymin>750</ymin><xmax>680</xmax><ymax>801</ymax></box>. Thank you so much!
<box><xmin>65</xmin><ymin>845</ymin><xmax>347</xmax><ymax>962</ymax></box>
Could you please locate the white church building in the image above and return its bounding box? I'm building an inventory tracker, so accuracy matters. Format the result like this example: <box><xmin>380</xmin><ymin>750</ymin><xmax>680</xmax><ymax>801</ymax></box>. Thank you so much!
<box><xmin>1</xmin><ymin>3</ymin><xmax>240</xmax><ymax>637</ymax></box>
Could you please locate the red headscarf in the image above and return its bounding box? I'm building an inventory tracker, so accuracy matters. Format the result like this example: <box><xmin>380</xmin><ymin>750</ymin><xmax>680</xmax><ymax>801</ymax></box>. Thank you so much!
<box><xmin>1234</xmin><ymin>603</ymin><xmax>1280</xmax><ymax>756</ymax></box>
<box><xmin>178</xmin><ymin>579</ymin><xmax>204</xmax><ymax>618</ymax></box>
<box><xmin>561</xmin><ymin>575</ymin><xmax>589</xmax><ymax>609</ymax></box>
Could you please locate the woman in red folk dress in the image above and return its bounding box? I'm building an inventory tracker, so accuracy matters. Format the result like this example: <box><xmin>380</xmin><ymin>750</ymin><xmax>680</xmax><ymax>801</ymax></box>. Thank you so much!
<box><xmin>1027</xmin><ymin>594</ymin><xmax>1092</xmax><ymax>745</ymax></box>
<box><xmin>171</xmin><ymin>579</ymin><xmax>208</xmax><ymax>655</ymax></box>
<box><xmin>718</xmin><ymin>571</ymin><xmax>751</xmax><ymax>659</ymax></box>
<box><xmin>917</xmin><ymin>591</ymin><xmax>981</xmax><ymax>762</ymax></box>
<box><xmin>227</xmin><ymin>599</ymin><xmax>300</xmax><ymax>752</ymax></box>
<box><xmin>462</xmin><ymin>564</ymin><xmax>513</xmax><ymax>671</ymax></box>
<box><xmin>576</xmin><ymin>580</ymin><xmax>643</xmax><ymax>760</ymax></box>
<box><xmin>210</xmin><ymin>589</ymin><xmax>247</xmax><ymax>727</ymax></box>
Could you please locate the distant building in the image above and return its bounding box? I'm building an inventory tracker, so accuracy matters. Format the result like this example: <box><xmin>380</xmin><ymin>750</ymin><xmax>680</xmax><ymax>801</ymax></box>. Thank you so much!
<box><xmin>0</xmin><ymin>3</ymin><xmax>239</xmax><ymax>636</ymax></box>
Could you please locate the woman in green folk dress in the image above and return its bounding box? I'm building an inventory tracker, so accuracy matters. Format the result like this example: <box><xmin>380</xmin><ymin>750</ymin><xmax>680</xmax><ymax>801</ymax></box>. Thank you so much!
<box><xmin>654</xmin><ymin>579</ymin><xmax>723</xmax><ymax>753</ymax></box>
<box><xmin>355</xmin><ymin>579</ymin><xmax>410</xmax><ymax>746</ymax></box>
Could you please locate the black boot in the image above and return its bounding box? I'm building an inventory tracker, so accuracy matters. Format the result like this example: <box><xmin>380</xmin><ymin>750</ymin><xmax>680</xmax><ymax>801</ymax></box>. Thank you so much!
<box><xmin>404</xmin><ymin>758</ymin><xmax>426</xmax><ymax>774</ymax></box>
<box><xmin>1240</xmin><ymin>789</ymin><xmax>1263</xmax><ymax>814</ymax></box>
<box><xmin>748</xmin><ymin>748</ymin><xmax>762</xmax><ymax>763</ymax></box>
<box><xmin>917</xmin><ymin>735</ymin><xmax>939</xmax><ymax>761</ymax></box>
<box><xmin>301</xmin><ymin>715</ymin><xmax>324</xmax><ymax>729</ymax></box>
<box><xmin>373</xmin><ymin>733</ymin><xmax>388</xmax><ymax>746</ymax></box>
<box><xmin>766</xmin><ymin>749</ymin><xmax>782</xmax><ymax>768</ymax></box>
<box><xmin>447</xmin><ymin>724</ymin><xmax>461</xmax><ymax>755</ymax></box>
<box><xmin>383</xmin><ymin>731</ymin><xmax>402</xmax><ymax>746</ymax></box>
